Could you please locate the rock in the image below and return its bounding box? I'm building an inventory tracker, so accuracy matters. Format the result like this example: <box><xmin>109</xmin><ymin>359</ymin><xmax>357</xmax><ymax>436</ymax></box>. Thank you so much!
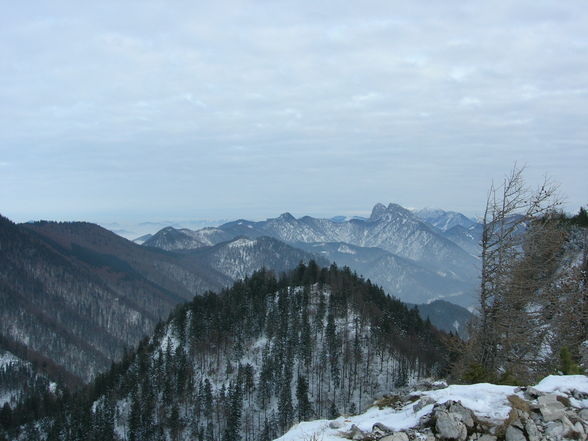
<box><xmin>380</xmin><ymin>432</ymin><xmax>410</xmax><ymax>441</ymax></box>
<box><xmin>435</xmin><ymin>410</ymin><xmax>467</xmax><ymax>441</ymax></box>
<box><xmin>505</xmin><ymin>425</ymin><xmax>527</xmax><ymax>441</ymax></box>
<box><xmin>414</xmin><ymin>396</ymin><xmax>436</xmax><ymax>413</ymax></box>
<box><xmin>538</xmin><ymin>394</ymin><xmax>566</xmax><ymax>421</ymax></box>
<box><xmin>511</xmin><ymin>418</ymin><xmax>525</xmax><ymax>431</ymax></box>
<box><xmin>372</xmin><ymin>422</ymin><xmax>393</xmax><ymax>437</ymax></box>
<box><xmin>477</xmin><ymin>435</ymin><xmax>498</xmax><ymax>441</ymax></box>
<box><xmin>573</xmin><ymin>389</ymin><xmax>588</xmax><ymax>401</ymax></box>
<box><xmin>448</xmin><ymin>402</ymin><xmax>475</xmax><ymax>429</ymax></box>
<box><xmin>349</xmin><ymin>424</ymin><xmax>365</xmax><ymax>440</ymax></box>
<box><xmin>544</xmin><ymin>420</ymin><xmax>564</xmax><ymax>439</ymax></box>
<box><xmin>328</xmin><ymin>420</ymin><xmax>344</xmax><ymax>429</ymax></box>
<box><xmin>525</xmin><ymin>419</ymin><xmax>541</xmax><ymax>441</ymax></box>
<box><xmin>579</xmin><ymin>409</ymin><xmax>588</xmax><ymax>421</ymax></box>
<box><xmin>525</xmin><ymin>387</ymin><xmax>543</xmax><ymax>399</ymax></box>
<box><xmin>560</xmin><ymin>415</ymin><xmax>576</xmax><ymax>433</ymax></box>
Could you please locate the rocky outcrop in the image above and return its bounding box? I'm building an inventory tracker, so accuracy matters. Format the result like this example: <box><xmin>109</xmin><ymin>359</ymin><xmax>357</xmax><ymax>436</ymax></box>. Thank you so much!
<box><xmin>346</xmin><ymin>383</ymin><xmax>588</xmax><ymax>441</ymax></box>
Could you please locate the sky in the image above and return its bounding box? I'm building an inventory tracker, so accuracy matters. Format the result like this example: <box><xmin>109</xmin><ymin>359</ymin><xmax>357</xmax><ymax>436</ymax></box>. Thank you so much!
<box><xmin>1</xmin><ymin>0</ymin><xmax>587</xmax><ymax>224</ymax></box>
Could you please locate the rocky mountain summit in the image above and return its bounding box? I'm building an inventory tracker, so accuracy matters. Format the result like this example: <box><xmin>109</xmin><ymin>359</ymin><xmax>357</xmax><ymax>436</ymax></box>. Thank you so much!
<box><xmin>276</xmin><ymin>375</ymin><xmax>588</xmax><ymax>441</ymax></box>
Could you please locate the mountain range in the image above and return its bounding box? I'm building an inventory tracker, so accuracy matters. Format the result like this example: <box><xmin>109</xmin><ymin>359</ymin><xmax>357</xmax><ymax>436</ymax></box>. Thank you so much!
<box><xmin>0</xmin><ymin>202</ymin><xmax>478</xmax><ymax>389</ymax></box>
<box><xmin>143</xmin><ymin>203</ymin><xmax>482</xmax><ymax>308</ymax></box>
<box><xmin>0</xmin><ymin>216</ymin><xmax>320</xmax><ymax>382</ymax></box>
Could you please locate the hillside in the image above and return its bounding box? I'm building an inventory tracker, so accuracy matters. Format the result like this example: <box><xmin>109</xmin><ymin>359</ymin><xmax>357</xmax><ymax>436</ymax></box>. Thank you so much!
<box><xmin>3</xmin><ymin>264</ymin><xmax>448</xmax><ymax>441</ymax></box>
<box><xmin>0</xmin><ymin>216</ymin><xmax>232</xmax><ymax>382</ymax></box>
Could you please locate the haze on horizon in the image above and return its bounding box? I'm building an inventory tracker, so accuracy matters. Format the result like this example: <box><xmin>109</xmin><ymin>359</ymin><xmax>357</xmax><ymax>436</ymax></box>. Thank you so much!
<box><xmin>1</xmin><ymin>1</ymin><xmax>587</xmax><ymax>224</ymax></box>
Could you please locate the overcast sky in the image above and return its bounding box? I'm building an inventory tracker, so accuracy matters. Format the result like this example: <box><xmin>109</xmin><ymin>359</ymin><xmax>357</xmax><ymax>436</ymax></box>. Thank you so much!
<box><xmin>1</xmin><ymin>1</ymin><xmax>586</xmax><ymax>224</ymax></box>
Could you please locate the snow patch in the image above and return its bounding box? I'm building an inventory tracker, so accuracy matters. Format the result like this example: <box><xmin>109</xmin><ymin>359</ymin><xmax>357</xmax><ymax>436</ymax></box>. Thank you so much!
<box><xmin>337</xmin><ymin>244</ymin><xmax>356</xmax><ymax>255</ymax></box>
<box><xmin>228</xmin><ymin>238</ymin><xmax>257</xmax><ymax>248</ymax></box>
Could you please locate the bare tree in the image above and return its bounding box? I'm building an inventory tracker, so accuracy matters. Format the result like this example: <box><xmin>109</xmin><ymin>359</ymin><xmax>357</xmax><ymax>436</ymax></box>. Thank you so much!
<box><xmin>474</xmin><ymin>165</ymin><xmax>562</xmax><ymax>379</ymax></box>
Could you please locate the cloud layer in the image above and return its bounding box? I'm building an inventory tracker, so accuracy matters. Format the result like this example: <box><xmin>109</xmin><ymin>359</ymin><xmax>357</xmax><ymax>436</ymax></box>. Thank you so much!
<box><xmin>1</xmin><ymin>1</ymin><xmax>586</xmax><ymax>221</ymax></box>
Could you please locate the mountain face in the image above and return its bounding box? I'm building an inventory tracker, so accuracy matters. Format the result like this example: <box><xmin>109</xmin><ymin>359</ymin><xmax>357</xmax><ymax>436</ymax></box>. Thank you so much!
<box><xmin>184</xmin><ymin>236</ymin><xmax>329</xmax><ymax>281</ymax></box>
<box><xmin>0</xmin><ymin>216</ymin><xmax>231</xmax><ymax>382</ymax></box>
<box><xmin>143</xmin><ymin>203</ymin><xmax>480</xmax><ymax>307</ymax></box>
<box><xmin>10</xmin><ymin>264</ymin><xmax>447</xmax><ymax>441</ymax></box>
<box><xmin>143</xmin><ymin>227</ymin><xmax>232</xmax><ymax>251</ymax></box>
<box><xmin>413</xmin><ymin>208</ymin><xmax>477</xmax><ymax>232</ymax></box>
<box><xmin>411</xmin><ymin>300</ymin><xmax>473</xmax><ymax>338</ymax></box>
<box><xmin>0</xmin><ymin>215</ymin><xmax>333</xmax><ymax>385</ymax></box>
<box><xmin>441</xmin><ymin>223</ymin><xmax>483</xmax><ymax>257</ymax></box>
<box><xmin>294</xmin><ymin>242</ymin><xmax>469</xmax><ymax>305</ymax></box>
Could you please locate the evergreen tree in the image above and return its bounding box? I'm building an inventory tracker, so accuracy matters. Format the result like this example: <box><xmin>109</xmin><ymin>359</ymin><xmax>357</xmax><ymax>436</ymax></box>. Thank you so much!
<box><xmin>296</xmin><ymin>375</ymin><xmax>312</xmax><ymax>422</ymax></box>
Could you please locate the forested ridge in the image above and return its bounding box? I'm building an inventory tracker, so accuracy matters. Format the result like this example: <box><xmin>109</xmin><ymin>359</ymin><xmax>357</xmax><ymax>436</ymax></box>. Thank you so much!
<box><xmin>0</xmin><ymin>262</ymin><xmax>447</xmax><ymax>441</ymax></box>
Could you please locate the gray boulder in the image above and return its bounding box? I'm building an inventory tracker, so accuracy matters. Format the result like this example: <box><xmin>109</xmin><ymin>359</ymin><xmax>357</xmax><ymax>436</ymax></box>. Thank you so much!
<box><xmin>447</xmin><ymin>401</ymin><xmax>475</xmax><ymax>429</ymax></box>
<box><xmin>505</xmin><ymin>425</ymin><xmax>526</xmax><ymax>441</ymax></box>
<box><xmin>413</xmin><ymin>396</ymin><xmax>436</xmax><ymax>413</ymax></box>
<box><xmin>380</xmin><ymin>432</ymin><xmax>410</xmax><ymax>441</ymax></box>
<box><xmin>435</xmin><ymin>410</ymin><xmax>467</xmax><ymax>441</ymax></box>
<box><xmin>349</xmin><ymin>424</ymin><xmax>366</xmax><ymax>441</ymax></box>
<box><xmin>538</xmin><ymin>394</ymin><xmax>566</xmax><ymax>422</ymax></box>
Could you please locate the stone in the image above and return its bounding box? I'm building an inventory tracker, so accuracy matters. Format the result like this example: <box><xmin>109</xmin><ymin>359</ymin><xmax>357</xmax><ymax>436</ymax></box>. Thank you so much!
<box><xmin>538</xmin><ymin>394</ymin><xmax>566</xmax><ymax>422</ymax></box>
<box><xmin>579</xmin><ymin>409</ymin><xmax>588</xmax><ymax>421</ymax></box>
<box><xmin>448</xmin><ymin>402</ymin><xmax>475</xmax><ymax>429</ymax></box>
<box><xmin>380</xmin><ymin>432</ymin><xmax>410</xmax><ymax>441</ymax></box>
<box><xmin>349</xmin><ymin>424</ymin><xmax>365</xmax><ymax>440</ymax></box>
<box><xmin>525</xmin><ymin>419</ymin><xmax>541</xmax><ymax>441</ymax></box>
<box><xmin>328</xmin><ymin>420</ymin><xmax>344</xmax><ymax>429</ymax></box>
<box><xmin>435</xmin><ymin>410</ymin><xmax>467</xmax><ymax>441</ymax></box>
<box><xmin>572</xmin><ymin>390</ymin><xmax>588</xmax><ymax>401</ymax></box>
<box><xmin>505</xmin><ymin>425</ymin><xmax>527</xmax><ymax>441</ymax></box>
<box><xmin>414</xmin><ymin>396</ymin><xmax>436</xmax><ymax>413</ymax></box>
<box><xmin>525</xmin><ymin>387</ymin><xmax>544</xmax><ymax>399</ymax></box>
<box><xmin>544</xmin><ymin>421</ymin><xmax>564</xmax><ymax>439</ymax></box>
<box><xmin>560</xmin><ymin>415</ymin><xmax>576</xmax><ymax>434</ymax></box>
<box><xmin>511</xmin><ymin>417</ymin><xmax>525</xmax><ymax>431</ymax></box>
<box><xmin>477</xmin><ymin>435</ymin><xmax>498</xmax><ymax>441</ymax></box>
<box><xmin>373</xmin><ymin>422</ymin><xmax>393</xmax><ymax>434</ymax></box>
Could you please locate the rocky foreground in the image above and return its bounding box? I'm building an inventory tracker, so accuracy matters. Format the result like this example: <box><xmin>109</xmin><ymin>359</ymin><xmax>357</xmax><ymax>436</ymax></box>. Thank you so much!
<box><xmin>275</xmin><ymin>375</ymin><xmax>588</xmax><ymax>441</ymax></box>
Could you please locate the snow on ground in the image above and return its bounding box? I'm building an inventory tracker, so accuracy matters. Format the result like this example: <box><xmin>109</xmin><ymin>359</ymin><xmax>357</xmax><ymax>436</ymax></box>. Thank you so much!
<box><xmin>421</xmin><ymin>383</ymin><xmax>518</xmax><ymax>421</ymax></box>
<box><xmin>534</xmin><ymin>374</ymin><xmax>588</xmax><ymax>395</ymax></box>
<box><xmin>534</xmin><ymin>375</ymin><xmax>588</xmax><ymax>408</ymax></box>
<box><xmin>274</xmin><ymin>376</ymin><xmax>588</xmax><ymax>441</ymax></box>
<box><xmin>0</xmin><ymin>351</ymin><xmax>21</xmax><ymax>369</ymax></box>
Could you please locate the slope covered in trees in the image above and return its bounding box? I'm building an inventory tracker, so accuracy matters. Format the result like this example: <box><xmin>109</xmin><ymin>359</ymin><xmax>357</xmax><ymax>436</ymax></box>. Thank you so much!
<box><xmin>2</xmin><ymin>263</ymin><xmax>448</xmax><ymax>441</ymax></box>
<box><xmin>0</xmin><ymin>216</ymin><xmax>325</xmax><ymax>385</ymax></box>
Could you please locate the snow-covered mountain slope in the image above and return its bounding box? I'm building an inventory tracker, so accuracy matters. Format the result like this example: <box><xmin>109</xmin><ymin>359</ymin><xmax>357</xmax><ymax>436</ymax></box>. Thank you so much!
<box><xmin>12</xmin><ymin>265</ymin><xmax>447</xmax><ymax>441</ymax></box>
<box><xmin>183</xmin><ymin>236</ymin><xmax>329</xmax><ymax>281</ymax></box>
<box><xmin>295</xmin><ymin>242</ymin><xmax>474</xmax><ymax>306</ymax></box>
<box><xmin>131</xmin><ymin>233</ymin><xmax>152</xmax><ymax>245</ymax></box>
<box><xmin>0</xmin><ymin>347</ymin><xmax>59</xmax><ymax>410</ymax></box>
<box><xmin>414</xmin><ymin>208</ymin><xmax>478</xmax><ymax>232</ymax></box>
<box><xmin>144</xmin><ymin>203</ymin><xmax>480</xmax><ymax>306</ymax></box>
<box><xmin>275</xmin><ymin>375</ymin><xmax>588</xmax><ymax>441</ymax></box>
<box><xmin>441</xmin><ymin>223</ymin><xmax>483</xmax><ymax>257</ymax></box>
<box><xmin>410</xmin><ymin>300</ymin><xmax>473</xmax><ymax>338</ymax></box>
<box><xmin>143</xmin><ymin>225</ymin><xmax>234</xmax><ymax>250</ymax></box>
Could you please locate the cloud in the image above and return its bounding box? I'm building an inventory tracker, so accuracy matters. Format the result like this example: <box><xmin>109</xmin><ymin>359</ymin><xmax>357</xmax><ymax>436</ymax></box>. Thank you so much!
<box><xmin>0</xmin><ymin>0</ymin><xmax>586</xmax><ymax>221</ymax></box>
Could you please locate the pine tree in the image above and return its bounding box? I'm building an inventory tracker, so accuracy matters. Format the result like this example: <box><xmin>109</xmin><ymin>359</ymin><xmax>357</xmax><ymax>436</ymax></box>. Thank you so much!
<box><xmin>296</xmin><ymin>375</ymin><xmax>312</xmax><ymax>422</ymax></box>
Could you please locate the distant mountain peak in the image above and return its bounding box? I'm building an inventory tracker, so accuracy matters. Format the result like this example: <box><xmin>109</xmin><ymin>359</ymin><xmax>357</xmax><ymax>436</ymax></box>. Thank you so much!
<box><xmin>369</xmin><ymin>202</ymin><xmax>411</xmax><ymax>221</ymax></box>
<box><xmin>277</xmin><ymin>212</ymin><xmax>296</xmax><ymax>221</ymax></box>
<box><xmin>370</xmin><ymin>203</ymin><xmax>388</xmax><ymax>220</ymax></box>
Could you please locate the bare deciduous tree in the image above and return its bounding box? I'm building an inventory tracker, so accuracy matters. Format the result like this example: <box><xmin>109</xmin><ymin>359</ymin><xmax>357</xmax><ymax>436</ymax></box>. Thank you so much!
<box><xmin>472</xmin><ymin>165</ymin><xmax>562</xmax><ymax>380</ymax></box>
